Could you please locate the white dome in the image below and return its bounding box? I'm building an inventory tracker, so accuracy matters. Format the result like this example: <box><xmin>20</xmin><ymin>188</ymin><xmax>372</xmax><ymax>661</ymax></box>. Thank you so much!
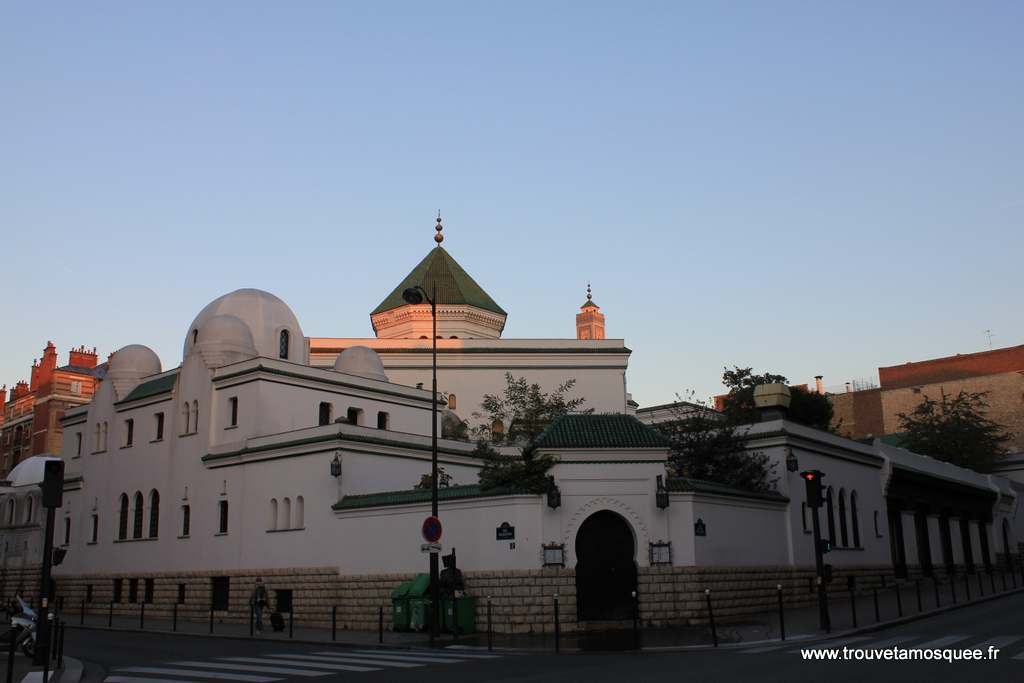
<box><xmin>185</xmin><ymin>289</ymin><xmax>304</xmax><ymax>363</ymax></box>
<box><xmin>109</xmin><ymin>344</ymin><xmax>162</xmax><ymax>377</ymax></box>
<box><xmin>193</xmin><ymin>315</ymin><xmax>257</xmax><ymax>368</ymax></box>
<box><xmin>334</xmin><ymin>346</ymin><xmax>388</xmax><ymax>382</ymax></box>
<box><xmin>6</xmin><ymin>456</ymin><xmax>61</xmax><ymax>488</ymax></box>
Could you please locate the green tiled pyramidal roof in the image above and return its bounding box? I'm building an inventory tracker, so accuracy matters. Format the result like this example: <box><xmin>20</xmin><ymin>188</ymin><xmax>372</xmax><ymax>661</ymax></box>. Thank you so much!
<box><xmin>534</xmin><ymin>414</ymin><xmax>670</xmax><ymax>449</ymax></box>
<box><xmin>372</xmin><ymin>247</ymin><xmax>506</xmax><ymax>316</ymax></box>
<box><xmin>333</xmin><ymin>483</ymin><xmax>532</xmax><ymax>511</ymax></box>
<box><xmin>116</xmin><ymin>370</ymin><xmax>179</xmax><ymax>404</ymax></box>
<box><xmin>666</xmin><ymin>477</ymin><xmax>788</xmax><ymax>502</ymax></box>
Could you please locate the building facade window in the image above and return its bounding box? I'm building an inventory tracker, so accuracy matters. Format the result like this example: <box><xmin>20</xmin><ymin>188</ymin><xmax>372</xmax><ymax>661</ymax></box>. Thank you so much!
<box><xmin>191</xmin><ymin>401</ymin><xmax>199</xmax><ymax>433</ymax></box>
<box><xmin>132</xmin><ymin>491</ymin><xmax>144</xmax><ymax>539</ymax></box>
<box><xmin>177</xmin><ymin>583</ymin><xmax>186</xmax><ymax>604</ymax></box>
<box><xmin>118</xmin><ymin>494</ymin><xmax>129</xmax><ymax>540</ymax></box>
<box><xmin>228</xmin><ymin>397</ymin><xmax>238</xmax><ymax>427</ymax></box>
<box><xmin>154</xmin><ymin>412</ymin><xmax>164</xmax><ymax>441</ymax></box>
<box><xmin>218</xmin><ymin>500</ymin><xmax>228</xmax><ymax>534</ymax></box>
<box><xmin>182</xmin><ymin>403</ymin><xmax>190</xmax><ymax>435</ymax></box>
<box><xmin>446</xmin><ymin>393</ymin><xmax>457</xmax><ymax>410</ymax></box>
<box><xmin>318</xmin><ymin>402</ymin><xmax>332</xmax><ymax>426</ymax></box>
<box><xmin>63</xmin><ymin>517</ymin><xmax>71</xmax><ymax>545</ymax></box>
<box><xmin>801</xmin><ymin>502</ymin><xmax>808</xmax><ymax>533</ymax></box>
<box><xmin>838</xmin><ymin>489</ymin><xmax>849</xmax><ymax>547</ymax></box>
<box><xmin>282</xmin><ymin>498</ymin><xmax>291</xmax><ymax>530</ymax></box>
<box><xmin>295</xmin><ymin>496</ymin><xmax>304</xmax><ymax>528</ymax></box>
<box><xmin>376</xmin><ymin>411</ymin><xmax>389</xmax><ymax>430</ymax></box>
<box><xmin>113</xmin><ymin>578</ymin><xmax>123</xmax><ymax>603</ymax></box>
<box><xmin>825</xmin><ymin>487</ymin><xmax>836</xmax><ymax>545</ymax></box>
<box><xmin>90</xmin><ymin>514</ymin><xmax>98</xmax><ymax>544</ymax></box>
<box><xmin>125</xmin><ymin>419</ymin><xmax>134</xmax><ymax>447</ymax></box>
<box><xmin>144</xmin><ymin>578</ymin><xmax>154</xmax><ymax>604</ymax></box>
<box><xmin>850</xmin><ymin>491</ymin><xmax>861</xmax><ymax>547</ymax></box>
<box><xmin>128</xmin><ymin>578</ymin><xmax>138</xmax><ymax>603</ymax></box>
<box><xmin>75</xmin><ymin>433</ymin><xmax>82</xmax><ymax>456</ymax></box>
<box><xmin>94</xmin><ymin>423</ymin><xmax>101</xmax><ymax>451</ymax></box>
<box><xmin>25</xmin><ymin>497</ymin><xmax>33</xmax><ymax>524</ymax></box>
<box><xmin>181</xmin><ymin>505</ymin><xmax>191</xmax><ymax>537</ymax></box>
<box><xmin>70</xmin><ymin>381</ymin><xmax>81</xmax><ymax>395</ymax></box>
<box><xmin>269</xmin><ymin>499</ymin><xmax>278</xmax><ymax>530</ymax></box>
<box><xmin>211</xmin><ymin>577</ymin><xmax>230</xmax><ymax>611</ymax></box>
<box><xmin>148</xmin><ymin>490</ymin><xmax>160</xmax><ymax>538</ymax></box>
<box><xmin>86</xmin><ymin>585</ymin><xmax>93</xmax><ymax>603</ymax></box>
<box><xmin>101</xmin><ymin>422</ymin><xmax>108</xmax><ymax>450</ymax></box>
<box><xmin>279</xmin><ymin>330</ymin><xmax>289</xmax><ymax>359</ymax></box>
<box><xmin>346</xmin><ymin>407</ymin><xmax>363</xmax><ymax>425</ymax></box>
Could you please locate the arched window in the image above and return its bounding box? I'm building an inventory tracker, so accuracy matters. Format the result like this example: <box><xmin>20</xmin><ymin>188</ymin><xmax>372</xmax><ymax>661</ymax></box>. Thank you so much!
<box><xmin>447</xmin><ymin>394</ymin><xmax>457</xmax><ymax>410</ymax></box>
<box><xmin>318</xmin><ymin>402</ymin><xmax>332</xmax><ymax>426</ymax></box>
<box><xmin>191</xmin><ymin>401</ymin><xmax>199</xmax><ymax>433</ymax></box>
<box><xmin>182</xmin><ymin>403</ymin><xmax>190</xmax><ymax>434</ymax></box>
<box><xmin>838</xmin><ymin>489</ymin><xmax>849</xmax><ymax>547</ymax></box>
<box><xmin>295</xmin><ymin>496</ymin><xmax>304</xmax><ymax>529</ymax></box>
<box><xmin>7</xmin><ymin>499</ymin><xmax>14</xmax><ymax>525</ymax></box>
<box><xmin>376</xmin><ymin>411</ymin><xmax>389</xmax><ymax>430</ymax></box>
<box><xmin>825</xmin><ymin>487</ymin><xmax>836</xmax><ymax>545</ymax></box>
<box><xmin>148</xmin><ymin>490</ymin><xmax>160</xmax><ymax>538</ymax></box>
<box><xmin>25</xmin><ymin>497</ymin><xmax>34</xmax><ymax>524</ymax></box>
<box><xmin>192</xmin><ymin>329</ymin><xmax>198</xmax><ymax>345</ymax></box>
<box><xmin>269</xmin><ymin>499</ymin><xmax>278</xmax><ymax>531</ymax></box>
<box><xmin>118</xmin><ymin>494</ymin><xmax>129</xmax><ymax>540</ymax></box>
<box><xmin>94</xmin><ymin>423</ymin><xmax>101</xmax><ymax>451</ymax></box>
<box><xmin>1003</xmin><ymin>519</ymin><xmax>1012</xmax><ymax>568</ymax></box>
<box><xmin>282</xmin><ymin>498</ymin><xmax>291</xmax><ymax>530</ymax></box>
<box><xmin>850</xmin><ymin>491</ymin><xmax>861</xmax><ymax>547</ymax></box>
<box><xmin>132</xmin><ymin>491</ymin><xmax>144</xmax><ymax>539</ymax></box>
<box><xmin>279</xmin><ymin>330</ymin><xmax>289</xmax><ymax>359</ymax></box>
<box><xmin>101</xmin><ymin>422</ymin><xmax>108</xmax><ymax>450</ymax></box>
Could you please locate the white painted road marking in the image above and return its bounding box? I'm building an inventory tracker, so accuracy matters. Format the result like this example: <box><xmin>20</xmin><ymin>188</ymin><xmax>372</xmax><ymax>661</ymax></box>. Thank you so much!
<box><xmin>312</xmin><ymin>650</ymin><xmax>466</xmax><ymax>664</ymax></box>
<box><xmin>912</xmin><ymin>635</ymin><xmax>971</xmax><ymax>649</ymax></box>
<box><xmin>218</xmin><ymin>657</ymin><xmax>377</xmax><ymax>673</ymax></box>
<box><xmin>266</xmin><ymin>654</ymin><xmax>422</xmax><ymax>669</ymax></box>
<box><xmin>171</xmin><ymin>661</ymin><xmax>331</xmax><ymax>677</ymax></box>
<box><xmin>115</xmin><ymin>668</ymin><xmax>280</xmax><ymax>682</ymax></box>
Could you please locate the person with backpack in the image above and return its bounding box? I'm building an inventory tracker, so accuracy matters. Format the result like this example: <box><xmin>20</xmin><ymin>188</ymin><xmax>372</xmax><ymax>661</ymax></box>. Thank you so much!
<box><xmin>249</xmin><ymin>577</ymin><xmax>269</xmax><ymax>634</ymax></box>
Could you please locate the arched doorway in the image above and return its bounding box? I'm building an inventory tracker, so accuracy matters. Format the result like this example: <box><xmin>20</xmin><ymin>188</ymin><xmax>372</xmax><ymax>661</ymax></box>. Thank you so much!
<box><xmin>575</xmin><ymin>510</ymin><xmax>637</xmax><ymax>620</ymax></box>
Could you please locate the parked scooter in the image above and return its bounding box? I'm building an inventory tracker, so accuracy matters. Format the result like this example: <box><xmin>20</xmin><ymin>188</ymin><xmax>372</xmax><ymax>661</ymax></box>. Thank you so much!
<box><xmin>9</xmin><ymin>596</ymin><xmax>38</xmax><ymax>657</ymax></box>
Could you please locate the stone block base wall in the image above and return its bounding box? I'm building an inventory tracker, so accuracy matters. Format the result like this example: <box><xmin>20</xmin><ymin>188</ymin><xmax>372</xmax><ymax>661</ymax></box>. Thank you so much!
<box><xmin>40</xmin><ymin>561</ymin><xmax>1021</xmax><ymax>635</ymax></box>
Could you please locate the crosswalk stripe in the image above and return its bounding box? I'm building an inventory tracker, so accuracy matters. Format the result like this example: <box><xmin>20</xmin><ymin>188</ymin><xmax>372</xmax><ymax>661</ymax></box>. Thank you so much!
<box><xmin>312</xmin><ymin>651</ymin><xmax>466</xmax><ymax>664</ymax></box>
<box><xmin>1012</xmin><ymin>651</ymin><xmax>1024</xmax><ymax>660</ymax></box>
<box><xmin>266</xmin><ymin>654</ymin><xmax>421</xmax><ymax>669</ymax></box>
<box><xmin>790</xmin><ymin>636</ymin><xmax>915</xmax><ymax>654</ymax></box>
<box><xmin>171</xmin><ymin>661</ymin><xmax>331</xmax><ymax>677</ymax></box>
<box><xmin>108</xmin><ymin>676</ymin><xmax>215</xmax><ymax>683</ymax></box>
<box><xmin>747</xmin><ymin>636</ymin><xmax>870</xmax><ymax>654</ymax></box>
<box><xmin>219</xmin><ymin>657</ymin><xmax>377</xmax><ymax>673</ymax></box>
<box><xmin>975</xmin><ymin>636</ymin><xmax>1024</xmax><ymax>651</ymax></box>
<box><xmin>350</xmin><ymin>648</ymin><xmax>500</xmax><ymax>660</ymax></box>
<box><xmin>115</xmin><ymin>668</ymin><xmax>279</xmax><ymax>682</ymax></box>
<box><xmin>913</xmin><ymin>635</ymin><xmax>971</xmax><ymax>649</ymax></box>
<box><xmin>852</xmin><ymin>636</ymin><xmax>920</xmax><ymax>650</ymax></box>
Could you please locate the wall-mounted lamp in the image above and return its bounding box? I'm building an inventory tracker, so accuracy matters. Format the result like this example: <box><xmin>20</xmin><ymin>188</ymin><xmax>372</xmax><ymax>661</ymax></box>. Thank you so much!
<box><xmin>786</xmin><ymin>448</ymin><xmax>799</xmax><ymax>473</ymax></box>
<box><xmin>546</xmin><ymin>475</ymin><xmax>561</xmax><ymax>509</ymax></box>
<box><xmin>330</xmin><ymin>453</ymin><xmax>342</xmax><ymax>478</ymax></box>
<box><xmin>656</xmin><ymin>474</ymin><xmax>670</xmax><ymax>510</ymax></box>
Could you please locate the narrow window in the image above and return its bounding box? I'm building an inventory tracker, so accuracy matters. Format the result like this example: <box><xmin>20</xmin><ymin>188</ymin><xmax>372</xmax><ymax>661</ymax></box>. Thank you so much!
<box><xmin>75</xmin><ymin>433</ymin><xmax>82</xmax><ymax>456</ymax></box>
<box><xmin>447</xmin><ymin>393</ymin><xmax>457</xmax><ymax>410</ymax></box>
<box><xmin>144</xmin><ymin>578</ymin><xmax>154</xmax><ymax>604</ymax></box>
<box><xmin>295</xmin><ymin>496</ymin><xmax>304</xmax><ymax>529</ymax></box>
<box><xmin>128</xmin><ymin>578</ymin><xmax>139</xmax><ymax>603</ymax></box>
<box><xmin>113</xmin><ymin>578</ymin><xmax>123</xmax><ymax>603</ymax></box>
<box><xmin>90</xmin><ymin>514</ymin><xmax>98</xmax><ymax>544</ymax></box>
<box><xmin>192</xmin><ymin>329</ymin><xmax>198</xmax><ymax>345</ymax></box>
<box><xmin>71</xmin><ymin>381</ymin><xmax>81</xmax><ymax>395</ymax></box>
<box><xmin>94</xmin><ymin>424</ymin><xmax>101</xmax><ymax>451</ymax></box>
<box><xmin>125</xmin><ymin>419</ymin><xmax>134</xmax><ymax>447</ymax></box>
<box><xmin>25</xmin><ymin>497</ymin><xmax>34</xmax><ymax>524</ymax></box>
<box><xmin>155</xmin><ymin>413</ymin><xmax>164</xmax><ymax>441</ymax></box>
<box><xmin>181</xmin><ymin>505</ymin><xmax>191</xmax><ymax>536</ymax></box>
<box><xmin>191</xmin><ymin>401</ymin><xmax>199</xmax><ymax>433</ymax></box>
<box><xmin>801</xmin><ymin>502</ymin><xmax>808</xmax><ymax>533</ymax></box>
<box><xmin>825</xmin><ymin>487</ymin><xmax>836</xmax><ymax>545</ymax></box>
<box><xmin>874</xmin><ymin>510</ymin><xmax>881</xmax><ymax>538</ymax></box>
<box><xmin>86</xmin><ymin>585</ymin><xmax>93</xmax><ymax>603</ymax></box>
<box><xmin>218</xmin><ymin>500</ymin><xmax>228</xmax><ymax>534</ymax></box>
<box><xmin>177</xmin><ymin>583</ymin><xmax>186</xmax><ymax>604</ymax></box>
<box><xmin>6</xmin><ymin>499</ymin><xmax>13</xmax><ymax>525</ymax></box>
<box><xmin>63</xmin><ymin>517</ymin><xmax>71</xmax><ymax>545</ymax></box>
<box><xmin>182</xmin><ymin>403</ymin><xmax>190</xmax><ymax>435</ymax></box>
<box><xmin>211</xmin><ymin>577</ymin><xmax>230</xmax><ymax>611</ymax></box>
<box><xmin>279</xmin><ymin>330</ymin><xmax>290</xmax><ymax>359</ymax></box>
<box><xmin>118</xmin><ymin>494</ymin><xmax>129</xmax><ymax>540</ymax></box>
<box><xmin>282</xmin><ymin>498</ymin><xmax>292</xmax><ymax>530</ymax></box>
<box><xmin>228</xmin><ymin>397</ymin><xmax>238</xmax><ymax>427</ymax></box>
<box><xmin>850</xmin><ymin>491</ymin><xmax>861</xmax><ymax>547</ymax></box>
<box><xmin>148</xmin><ymin>490</ymin><xmax>160</xmax><ymax>538</ymax></box>
<box><xmin>346</xmin><ymin>407</ymin><xmax>363</xmax><ymax>425</ymax></box>
<box><xmin>269</xmin><ymin>499</ymin><xmax>278</xmax><ymax>530</ymax></box>
<box><xmin>376</xmin><ymin>411</ymin><xmax>389</xmax><ymax>430</ymax></box>
<box><xmin>838</xmin><ymin>489</ymin><xmax>849</xmax><ymax>547</ymax></box>
<box><xmin>318</xmin><ymin>402</ymin><xmax>332</xmax><ymax>426</ymax></box>
<box><xmin>132</xmin><ymin>491</ymin><xmax>144</xmax><ymax>539</ymax></box>
<box><xmin>101</xmin><ymin>422</ymin><xmax>108</xmax><ymax>450</ymax></box>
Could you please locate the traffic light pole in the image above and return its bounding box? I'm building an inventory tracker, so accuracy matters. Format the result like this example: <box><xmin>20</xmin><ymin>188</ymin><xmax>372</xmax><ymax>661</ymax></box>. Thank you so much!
<box><xmin>810</xmin><ymin>505</ymin><xmax>831</xmax><ymax>633</ymax></box>
<box><xmin>33</xmin><ymin>505</ymin><xmax>56</xmax><ymax>666</ymax></box>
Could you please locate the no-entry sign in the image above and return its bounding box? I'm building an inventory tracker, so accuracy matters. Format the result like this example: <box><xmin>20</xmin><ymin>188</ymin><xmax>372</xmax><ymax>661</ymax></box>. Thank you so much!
<box><xmin>422</xmin><ymin>515</ymin><xmax>443</xmax><ymax>543</ymax></box>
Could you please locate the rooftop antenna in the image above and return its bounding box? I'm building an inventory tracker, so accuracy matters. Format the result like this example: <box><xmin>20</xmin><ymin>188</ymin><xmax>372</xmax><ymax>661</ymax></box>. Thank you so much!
<box><xmin>985</xmin><ymin>329</ymin><xmax>993</xmax><ymax>349</ymax></box>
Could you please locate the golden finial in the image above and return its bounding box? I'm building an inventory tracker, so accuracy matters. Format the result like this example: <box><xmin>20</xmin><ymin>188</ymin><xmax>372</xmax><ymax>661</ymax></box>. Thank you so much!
<box><xmin>586</xmin><ymin>282</ymin><xmax>592</xmax><ymax>302</ymax></box>
<box><xmin>434</xmin><ymin>211</ymin><xmax>444</xmax><ymax>245</ymax></box>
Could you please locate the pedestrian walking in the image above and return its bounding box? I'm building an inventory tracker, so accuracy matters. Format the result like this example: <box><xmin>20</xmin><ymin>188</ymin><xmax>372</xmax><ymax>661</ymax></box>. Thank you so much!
<box><xmin>249</xmin><ymin>578</ymin><xmax>269</xmax><ymax>634</ymax></box>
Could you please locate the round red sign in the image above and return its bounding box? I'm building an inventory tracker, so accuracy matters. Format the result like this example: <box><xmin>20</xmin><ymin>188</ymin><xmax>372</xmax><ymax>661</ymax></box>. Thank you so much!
<box><xmin>422</xmin><ymin>515</ymin><xmax>443</xmax><ymax>543</ymax></box>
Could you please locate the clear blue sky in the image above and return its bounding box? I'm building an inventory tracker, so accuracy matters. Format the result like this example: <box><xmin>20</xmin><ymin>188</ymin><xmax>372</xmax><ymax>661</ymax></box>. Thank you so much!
<box><xmin>2</xmin><ymin>2</ymin><xmax>1022</xmax><ymax>406</ymax></box>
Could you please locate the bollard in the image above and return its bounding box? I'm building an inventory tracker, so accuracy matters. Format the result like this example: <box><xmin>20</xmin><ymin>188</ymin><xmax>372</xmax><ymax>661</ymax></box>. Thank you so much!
<box><xmin>332</xmin><ymin>606</ymin><xmax>337</xmax><ymax>642</ymax></box>
<box><xmin>6</xmin><ymin>624</ymin><xmax>14</xmax><ymax>683</ymax></box>
<box><xmin>964</xmin><ymin>572</ymin><xmax>971</xmax><ymax>601</ymax></box>
<box><xmin>289</xmin><ymin>610</ymin><xmax>294</xmax><ymax>639</ymax></box>
<box><xmin>934</xmin><ymin>576</ymin><xmax>941</xmax><ymax>608</ymax></box>
<box><xmin>777</xmin><ymin>585</ymin><xmax>786</xmax><ymax>641</ymax></box>
<box><xmin>378</xmin><ymin>605</ymin><xmax>384</xmax><ymax>644</ymax></box>
<box><xmin>487</xmin><ymin>597</ymin><xmax>493</xmax><ymax>652</ymax></box>
<box><xmin>173</xmin><ymin>603</ymin><xmax>178</xmax><ymax>632</ymax></box>
<box><xmin>80</xmin><ymin>599</ymin><xmax>85</xmax><ymax>626</ymax></box>
<box><xmin>631</xmin><ymin>590</ymin><xmax>639</xmax><ymax>650</ymax></box>
<box><xmin>209</xmin><ymin>605</ymin><xmax>214</xmax><ymax>634</ymax></box>
<box><xmin>915</xmin><ymin>580</ymin><xmax>922</xmax><ymax>613</ymax></box>
<box><xmin>140</xmin><ymin>602</ymin><xmax>145</xmax><ymax>630</ymax></box>
<box><xmin>706</xmin><ymin>589</ymin><xmax>718</xmax><ymax>647</ymax></box>
<box><xmin>872</xmin><ymin>587</ymin><xmax>880</xmax><ymax>623</ymax></box>
<box><xmin>895</xmin><ymin>582</ymin><xmax>903</xmax><ymax>618</ymax></box>
<box><xmin>847</xmin><ymin>578</ymin><xmax>857</xmax><ymax>629</ymax></box>
<box><xmin>108</xmin><ymin>602</ymin><xmax>113</xmax><ymax>628</ymax></box>
<box><xmin>553</xmin><ymin>594</ymin><xmax>561</xmax><ymax>654</ymax></box>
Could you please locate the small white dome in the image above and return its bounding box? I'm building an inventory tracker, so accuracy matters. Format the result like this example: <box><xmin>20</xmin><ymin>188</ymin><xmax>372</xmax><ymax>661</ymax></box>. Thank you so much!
<box><xmin>334</xmin><ymin>346</ymin><xmax>388</xmax><ymax>382</ymax></box>
<box><xmin>193</xmin><ymin>315</ymin><xmax>257</xmax><ymax>367</ymax></box>
<box><xmin>185</xmin><ymin>288</ymin><xmax>305</xmax><ymax>363</ymax></box>
<box><xmin>7</xmin><ymin>456</ymin><xmax>61</xmax><ymax>488</ymax></box>
<box><xmin>109</xmin><ymin>344</ymin><xmax>162</xmax><ymax>377</ymax></box>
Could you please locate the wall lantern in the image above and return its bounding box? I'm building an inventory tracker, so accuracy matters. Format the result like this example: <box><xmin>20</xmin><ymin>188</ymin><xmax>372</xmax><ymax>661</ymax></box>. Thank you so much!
<box><xmin>330</xmin><ymin>453</ymin><xmax>342</xmax><ymax>478</ymax></box>
<box><xmin>656</xmin><ymin>475</ymin><xmax>670</xmax><ymax>510</ymax></box>
<box><xmin>542</xmin><ymin>542</ymin><xmax>565</xmax><ymax>567</ymax></box>
<box><xmin>786</xmin><ymin>448</ymin><xmax>799</xmax><ymax>473</ymax></box>
<box><xmin>546</xmin><ymin>475</ymin><xmax>561</xmax><ymax>510</ymax></box>
<box><xmin>649</xmin><ymin>540</ymin><xmax>672</xmax><ymax>565</ymax></box>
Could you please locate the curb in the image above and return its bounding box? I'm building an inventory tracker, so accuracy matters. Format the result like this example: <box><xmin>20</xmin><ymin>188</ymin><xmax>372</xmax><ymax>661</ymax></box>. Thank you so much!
<box><xmin>55</xmin><ymin>657</ymin><xmax>83</xmax><ymax>683</ymax></box>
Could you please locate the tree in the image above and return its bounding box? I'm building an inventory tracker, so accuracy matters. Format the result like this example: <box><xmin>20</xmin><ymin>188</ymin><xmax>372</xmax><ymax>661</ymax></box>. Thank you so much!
<box><xmin>720</xmin><ymin>366</ymin><xmax>834</xmax><ymax>431</ymax></box>
<box><xmin>650</xmin><ymin>395</ymin><xmax>777</xmax><ymax>493</ymax></box>
<box><xmin>414</xmin><ymin>467</ymin><xmax>452</xmax><ymax>490</ymax></box>
<box><xmin>474</xmin><ymin>373</ymin><xmax>590</xmax><ymax>492</ymax></box>
<box><xmin>897</xmin><ymin>390</ymin><xmax>1010</xmax><ymax>473</ymax></box>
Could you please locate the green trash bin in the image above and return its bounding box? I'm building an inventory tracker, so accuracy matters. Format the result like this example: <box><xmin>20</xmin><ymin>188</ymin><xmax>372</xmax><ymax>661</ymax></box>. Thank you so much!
<box><xmin>406</xmin><ymin>574</ymin><xmax>432</xmax><ymax>632</ymax></box>
<box><xmin>390</xmin><ymin>580</ymin><xmax>414</xmax><ymax>632</ymax></box>
<box><xmin>442</xmin><ymin>595</ymin><xmax>477</xmax><ymax>635</ymax></box>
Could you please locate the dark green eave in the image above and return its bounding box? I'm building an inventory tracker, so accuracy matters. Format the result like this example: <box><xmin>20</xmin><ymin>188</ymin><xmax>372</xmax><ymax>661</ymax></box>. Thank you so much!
<box><xmin>580</xmin><ymin>300</ymin><xmax>599</xmax><ymax>309</ymax></box>
<box><xmin>534</xmin><ymin>414</ymin><xmax>670</xmax><ymax>449</ymax></box>
<box><xmin>116</xmin><ymin>370</ymin><xmax>179</xmax><ymax>404</ymax></box>
<box><xmin>667</xmin><ymin>477</ymin><xmax>788</xmax><ymax>503</ymax></box>
<box><xmin>372</xmin><ymin>246</ymin><xmax>506</xmax><ymax>316</ymax></box>
<box><xmin>333</xmin><ymin>483</ymin><xmax>534</xmax><ymax>510</ymax></box>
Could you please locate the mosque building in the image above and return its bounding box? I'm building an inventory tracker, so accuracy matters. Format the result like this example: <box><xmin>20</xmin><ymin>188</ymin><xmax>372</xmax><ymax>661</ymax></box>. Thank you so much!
<box><xmin>1</xmin><ymin>218</ymin><xmax>1021</xmax><ymax>634</ymax></box>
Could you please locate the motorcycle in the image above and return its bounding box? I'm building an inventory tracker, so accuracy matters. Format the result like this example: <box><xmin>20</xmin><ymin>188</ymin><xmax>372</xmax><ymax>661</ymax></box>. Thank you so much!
<box><xmin>8</xmin><ymin>596</ymin><xmax>38</xmax><ymax>657</ymax></box>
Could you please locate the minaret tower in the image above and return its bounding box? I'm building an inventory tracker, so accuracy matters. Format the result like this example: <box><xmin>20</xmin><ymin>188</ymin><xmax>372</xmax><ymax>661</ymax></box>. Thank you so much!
<box><xmin>575</xmin><ymin>283</ymin><xmax>606</xmax><ymax>340</ymax></box>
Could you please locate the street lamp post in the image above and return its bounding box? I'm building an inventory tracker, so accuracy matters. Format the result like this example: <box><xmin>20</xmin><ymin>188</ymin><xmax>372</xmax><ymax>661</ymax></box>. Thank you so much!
<box><xmin>402</xmin><ymin>283</ymin><xmax>439</xmax><ymax>640</ymax></box>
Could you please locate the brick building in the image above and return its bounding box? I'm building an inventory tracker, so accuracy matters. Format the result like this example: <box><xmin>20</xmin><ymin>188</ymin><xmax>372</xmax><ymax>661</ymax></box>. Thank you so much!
<box><xmin>830</xmin><ymin>344</ymin><xmax>1024</xmax><ymax>453</ymax></box>
<box><xmin>0</xmin><ymin>342</ymin><xmax>105</xmax><ymax>476</ymax></box>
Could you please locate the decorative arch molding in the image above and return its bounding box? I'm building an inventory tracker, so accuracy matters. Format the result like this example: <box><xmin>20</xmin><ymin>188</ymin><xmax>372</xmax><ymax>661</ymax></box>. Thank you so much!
<box><xmin>563</xmin><ymin>497</ymin><xmax>650</xmax><ymax>561</ymax></box>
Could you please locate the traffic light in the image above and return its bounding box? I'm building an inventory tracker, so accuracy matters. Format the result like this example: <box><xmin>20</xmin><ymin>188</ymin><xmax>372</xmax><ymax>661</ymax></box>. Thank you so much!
<box><xmin>41</xmin><ymin>459</ymin><xmax>64</xmax><ymax>509</ymax></box>
<box><xmin>820</xmin><ymin>539</ymin><xmax>832</xmax><ymax>555</ymax></box>
<box><xmin>52</xmin><ymin>548</ymin><xmax>67</xmax><ymax>566</ymax></box>
<box><xmin>800</xmin><ymin>470</ymin><xmax>824</xmax><ymax>508</ymax></box>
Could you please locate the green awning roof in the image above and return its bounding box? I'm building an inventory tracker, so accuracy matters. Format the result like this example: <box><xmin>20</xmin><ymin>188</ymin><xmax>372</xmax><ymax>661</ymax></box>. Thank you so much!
<box><xmin>116</xmin><ymin>370</ymin><xmax>179</xmax><ymax>404</ymax></box>
<box><xmin>372</xmin><ymin>247</ymin><xmax>506</xmax><ymax>316</ymax></box>
<box><xmin>666</xmin><ymin>477</ymin><xmax>788</xmax><ymax>502</ymax></box>
<box><xmin>333</xmin><ymin>483</ymin><xmax>532</xmax><ymax>510</ymax></box>
<box><xmin>533</xmin><ymin>414</ymin><xmax>670</xmax><ymax>449</ymax></box>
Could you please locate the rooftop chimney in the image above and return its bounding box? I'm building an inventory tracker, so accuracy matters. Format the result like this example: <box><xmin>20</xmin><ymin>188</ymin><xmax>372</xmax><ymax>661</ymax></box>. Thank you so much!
<box><xmin>814</xmin><ymin>375</ymin><xmax>824</xmax><ymax>394</ymax></box>
<box><xmin>68</xmin><ymin>345</ymin><xmax>99</xmax><ymax>369</ymax></box>
<box><xmin>753</xmin><ymin>383</ymin><xmax>791</xmax><ymax>421</ymax></box>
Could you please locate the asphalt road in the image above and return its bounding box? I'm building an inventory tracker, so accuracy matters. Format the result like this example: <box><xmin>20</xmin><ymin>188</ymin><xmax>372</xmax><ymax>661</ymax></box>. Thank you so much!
<box><xmin>65</xmin><ymin>591</ymin><xmax>1024</xmax><ymax>683</ymax></box>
